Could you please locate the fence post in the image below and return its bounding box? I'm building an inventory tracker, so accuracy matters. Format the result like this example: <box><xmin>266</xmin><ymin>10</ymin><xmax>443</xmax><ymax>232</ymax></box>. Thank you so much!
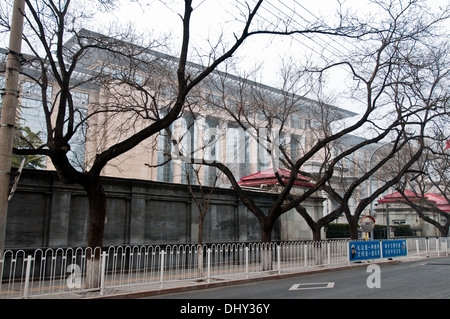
<box><xmin>207</xmin><ymin>248</ymin><xmax>211</xmax><ymax>283</ymax></box>
<box><xmin>415</xmin><ymin>239</ymin><xmax>419</xmax><ymax>257</ymax></box>
<box><xmin>160</xmin><ymin>250</ymin><xmax>165</xmax><ymax>289</ymax></box>
<box><xmin>436</xmin><ymin>238</ymin><xmax>440</xmax><ymax>257</ymax></box>
<box><xmin>245</xmin><ymin>247</ymin><xmax>249</xmax><ymax>278</ymax></box>
<box><xmin>304</xmin><ymin>244</ymin><xmax>308</xmax><ymax>270</ymax></box>
<box><xmin>277</xmin><ymin>246</ymin><xmax>281</xmax><ymax>274</ymax></box>
<box><xmin>446</xmin><ymin>238</ymin><xmax>448</xmax><ymax>256</ymax></box>
<box><xmin>347</xmin><ymin>241</ymin><xmax>350</xmax><ymax>266</ymax></box>
<box><xmin>327</xmin><ymin>242</ymin><xmax>331</xmax><ymax>267</ymax></box>
<box><xmin>23</xmin><ymin>255</ymin><xmax>32</xmax><ymax>299</ymax></box>
<box><xmin>100</xmin><ymin>251</ymin><xmax>107</xmax><ymax>296</ymax></box>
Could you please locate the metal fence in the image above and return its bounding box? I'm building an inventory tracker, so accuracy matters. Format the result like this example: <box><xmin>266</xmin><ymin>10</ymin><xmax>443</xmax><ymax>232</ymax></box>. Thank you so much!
<box><xmin>1</xmin><ymin>237</ymin><xmax>448</xmax><ymax>299</ymax></box>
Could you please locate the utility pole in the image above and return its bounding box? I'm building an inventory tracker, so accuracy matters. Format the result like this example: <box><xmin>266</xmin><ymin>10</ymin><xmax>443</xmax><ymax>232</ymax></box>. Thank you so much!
<box><xmin>0</xmin><ymin>0</ymin><xmax>25</xmax><ymax>258</ymax></box>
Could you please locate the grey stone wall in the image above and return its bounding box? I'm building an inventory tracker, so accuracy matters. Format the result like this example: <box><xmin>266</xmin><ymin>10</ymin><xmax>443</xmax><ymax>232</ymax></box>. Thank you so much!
<box><xmin>5</xmin><ymin>169</ymin><xmax>281</xmax><ymax>249</ymax></box>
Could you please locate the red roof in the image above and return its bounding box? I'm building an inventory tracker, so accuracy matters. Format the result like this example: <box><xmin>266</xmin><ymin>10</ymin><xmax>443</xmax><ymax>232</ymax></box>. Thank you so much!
<box><xmin>377</xmin><ymin>190</ymin><xmax>424</xmax><ymax>203</ymax></box>
<box><xmin>238</xmin><ymin>168</ymin><xmax>315</xmax><ymax>187</ymax></box>
<box><xmin>377</xmin><ymin>191</ymin><xmax>450</xmax><ymax>212</ymax></box>
<box><xmin>425</xmin><ymin>193</ymin><xmax>450</xmax><ymax>212</ymax></box>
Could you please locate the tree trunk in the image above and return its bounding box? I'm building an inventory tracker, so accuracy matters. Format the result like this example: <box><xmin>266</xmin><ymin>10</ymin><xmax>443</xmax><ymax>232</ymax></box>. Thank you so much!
<box><xmin>84</xmin><ymin>178</ymin><xmax>107</xmax><ymax>289</ymax></box>
<box><xmin>312</xmin><ymin>224</ymin><xmax>322</xmax><ymax>241</ymax></box>
<box><xmin>348</xmin><ymin>217</ymin><xmax>359</xmax><ymax>240</ymax></box>
<box><xmin>441</xmin><ymin>226</ymin><xmax>449</xmax><ymax>237</ymax></box>
<box><xmin>260</xmin><ymin>219</ymin><xmax>273</xmax><ymax>271</ymax></box>
<box><xmin>436</xmin><ymin>224</ymin><xmax>449</xmax><ymax>238</ymax></box>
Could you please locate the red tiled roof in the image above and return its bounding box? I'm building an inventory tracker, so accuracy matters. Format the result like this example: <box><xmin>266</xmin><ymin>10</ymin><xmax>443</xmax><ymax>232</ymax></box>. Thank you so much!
<box><xmin>425</xmin><ymin>193</ymin><xmax>450</xmax><ymax>212</ymax></box>
<box><xmin>377</xmin><ymin>190</ymin><xmax>450</xmax><ymax>212</ymax></box>
<box><xmin>377</xmin><ymin>190</ymin><xmax>422</xmax><ymax>203</ymax></box>
<box><xmin>238</xmin><ymin>168</ymin><xmax>315</xmax><ymax>187</ymax></box>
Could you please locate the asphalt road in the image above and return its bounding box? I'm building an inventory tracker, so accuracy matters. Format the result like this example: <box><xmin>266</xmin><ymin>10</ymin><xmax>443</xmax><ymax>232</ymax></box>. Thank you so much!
<box><xmin>146</xmin><ymin>256</ymin><xmax>450</xmax><ymax>300</ymax></box>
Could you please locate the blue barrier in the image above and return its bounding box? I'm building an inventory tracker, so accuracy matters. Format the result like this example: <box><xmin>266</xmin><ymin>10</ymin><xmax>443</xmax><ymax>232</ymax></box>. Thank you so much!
<box><xmin>349</xmin><ymin>239</ymin><xmax>407</xmax><ymax>261</ymax></box>
<box><xmin>382</xmin><ymin>240</ymin><xmax>407</xmax><ymax>258</ymax></box>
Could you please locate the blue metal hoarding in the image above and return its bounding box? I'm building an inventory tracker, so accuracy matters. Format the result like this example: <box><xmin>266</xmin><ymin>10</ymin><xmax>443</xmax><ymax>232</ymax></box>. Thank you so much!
<box><xmin>349</xmin><ymin>241</ymin><xmax>381</xmax><ymax>261</ymax></box>
<box><xmin>382</xmin><ymin>239</ymin><xmax>407</xmax><ymax>258</ymax></box>
<box><xmin>349</xmin><ymin>240</ymin><xmax>408</xmax><ymax>261</ymax></box>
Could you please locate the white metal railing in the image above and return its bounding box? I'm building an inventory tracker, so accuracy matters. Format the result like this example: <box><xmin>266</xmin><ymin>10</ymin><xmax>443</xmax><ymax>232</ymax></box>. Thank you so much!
<box><xmin>1</xmin><ymin>238</ymin><xmax>448</xmax><ymax>299</ymax></box>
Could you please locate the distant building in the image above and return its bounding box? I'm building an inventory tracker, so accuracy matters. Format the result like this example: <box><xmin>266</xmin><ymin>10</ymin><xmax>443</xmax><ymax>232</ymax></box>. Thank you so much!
<box><xmin>375</xmin><ymin>190</ymin><xmax>449</xmax><ymax>237</ymax></box>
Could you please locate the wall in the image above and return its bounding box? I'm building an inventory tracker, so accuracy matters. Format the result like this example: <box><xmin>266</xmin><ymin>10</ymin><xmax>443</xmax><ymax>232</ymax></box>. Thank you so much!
<box><xmin>6</xmin><ymin>169</ymin><xmax>323</xmax><ymax>249</ymax></box>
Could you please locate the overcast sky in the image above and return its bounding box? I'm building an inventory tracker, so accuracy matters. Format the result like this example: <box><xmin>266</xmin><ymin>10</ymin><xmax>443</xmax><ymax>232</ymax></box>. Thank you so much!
<box><xmin>90</xmin><ymin>0</ymin><xmax>368</xmax><ymax>107</ymax></box>
<box><xmin>2</xmin><ymin>0</ymin><xmax>448</xmax><ymax>113</ymax></box>
<box><xmin>91</xmin><ymin>0</ymin><xmax>449</xmax><ymax>110</ymax></box>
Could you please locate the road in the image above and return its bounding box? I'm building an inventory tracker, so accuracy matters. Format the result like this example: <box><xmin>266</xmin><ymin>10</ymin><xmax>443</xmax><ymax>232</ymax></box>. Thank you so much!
<box><xmin>145</xmin><ymin>256</ymin><xmax>450</xmax><ymax>300</ymax></box>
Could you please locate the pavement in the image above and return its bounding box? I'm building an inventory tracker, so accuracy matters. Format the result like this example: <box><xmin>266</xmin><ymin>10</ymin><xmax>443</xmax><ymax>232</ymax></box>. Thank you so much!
<box><xmin>26</xmin><ymin>258</ymin><xmax>407</xmax><ymax>299</ymax></box>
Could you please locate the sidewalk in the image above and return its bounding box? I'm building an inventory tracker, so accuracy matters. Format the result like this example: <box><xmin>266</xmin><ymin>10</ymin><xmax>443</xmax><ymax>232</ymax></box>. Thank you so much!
<box><xmin>28</xmin><ymin>258</ymin><xmax>403</xmax><ymax>299</ymax></box>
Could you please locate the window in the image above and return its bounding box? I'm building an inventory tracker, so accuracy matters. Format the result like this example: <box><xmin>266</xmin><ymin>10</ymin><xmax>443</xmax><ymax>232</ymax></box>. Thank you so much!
<box><xmin>257</xmin><ymin>128</ymin><xmax>269</xmax><ymax>172</ymax></box>
<box><xmin>290</xmin><ymin>115</ymin><xmax>302</xmax><ymax>129</ymax></box>
<box><xmin>227</xmin><ymin>124</ymin><xmax>250</xmax><ymax>179</ymax></box>
<box><xmin>290</xmin><ymin>134</ymin><xmax>306</xmax><ymax>160</ymax></box>
<box><xmin>204</xmin><ymin>118</ymin><xmax>221</xmax><ymax>186</ymax></box>
<box><xmin>157</xmin><ymin>128</ymin><xmax>174</xmax><ymax>183</ymax></box>
<box><xmin>19</xmin><ymin>81</ymin><xmax>52</xmax><ymax>139</ymax></box>
<box><xmin>180</xmin><ymin>114</ymin><xmax>197</xmax><ymax>184</ymax></box>
<box><xmin>67</xmin><ymin>91</ymin><xmax>89</xmax><ymax>171</ymax></box>
<box><xmin>16</xmin><ymin>81</ymin><xmax>53</xmax><ymax>168</ymax></box>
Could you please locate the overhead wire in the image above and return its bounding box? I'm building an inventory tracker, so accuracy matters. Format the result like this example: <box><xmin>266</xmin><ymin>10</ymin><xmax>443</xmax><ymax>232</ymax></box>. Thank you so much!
<box><xmin>233</xmin><ymin>0</ymin><xmax>370</xmax><ymax>113</ymax></box>
<box><xmin>234</xmin><ymin>0</ymin><xmax>361</xmax><ymax>75</ymax></box>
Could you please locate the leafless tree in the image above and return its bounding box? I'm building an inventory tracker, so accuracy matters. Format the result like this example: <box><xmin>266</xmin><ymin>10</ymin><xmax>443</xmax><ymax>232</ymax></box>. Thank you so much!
<box><xmin>187</xmin><ymin>0</ymin><xmax>450</xmax><ymax>244</ymax></box>
<box><xmin>2</xmin><ymin>0</ymin><xmax>323</xmax><ymax>284</ymax></box>
<box><xmin>395</xmin><ymin>129</ymin><xmax>450</xmax><ymax>236</ymax></box>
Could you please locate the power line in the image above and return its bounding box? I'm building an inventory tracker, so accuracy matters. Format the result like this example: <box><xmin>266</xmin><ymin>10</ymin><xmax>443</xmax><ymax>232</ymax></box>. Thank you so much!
<box><xmin>236</xmin><ymin>0</ymin><xmax>358</xmax><ymax>73</ymax></box>
<box><xmin>291</xmin><ymin>0</ymin><xmax>361</xmax><ymax>52</ymax></box>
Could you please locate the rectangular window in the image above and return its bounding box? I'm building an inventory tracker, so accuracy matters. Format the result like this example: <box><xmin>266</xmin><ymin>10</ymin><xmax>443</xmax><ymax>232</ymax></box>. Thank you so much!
<box><xmin>17</xmin><ymin>81</ymin><xmax>53</xmax><ymax>168</ymax></box>
<box><xmin>67</xmin><ymin>91</ymin><xmax>89</xmax><ymax>171</ymax></box>
<box><xmin>227</xmin><ymin>124</ymin><xmax>250</xmax><ymax>180</ymax></box>
<box><xmin>290</xmin><ymin>115</ymin><xmax>302</xmax><ymax>129</ymax></box>
<box><xmin>205</xmin><ymin>118</ymin><xmax>220</xmax><ymax>186</ymax></box>
<box><xmin>157</xmin><ymin>129</ymin><xmax>174</xmax><ymax>183</ymax></box>
<box><xmin>19</xmin><ymin>81</ymin><xmax>52</xmax><ymax>136</ymax></box>
<box><xmin>181</xmin><ymin>114</ymin><xmax>196</xmax><ymax>185</ymax></box>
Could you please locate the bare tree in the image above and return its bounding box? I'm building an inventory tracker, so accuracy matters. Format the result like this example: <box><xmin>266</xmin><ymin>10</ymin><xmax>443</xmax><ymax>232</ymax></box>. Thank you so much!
<box><xmin>2</xmin><ymin>0</ymin><xmax>304</xmax><ymax>285</ymax></box>
<box><xmin>148</xmin><ymin>117</ymin><xmax>221</xmax><ymax>276</ymax></box>
<box><xmin>186</xmin><ymin>166</ymin><xmax>218</xmax><ymax>277</ymax></box>
<box><xmin>396</xmin><ymin>130</ymin><xmax>450</xmax><ymax>236</ymax></box>
<box><xmin>185</xmin><ymin>0</ymin><xmax>450</xmax><ymax>245</ymax></box>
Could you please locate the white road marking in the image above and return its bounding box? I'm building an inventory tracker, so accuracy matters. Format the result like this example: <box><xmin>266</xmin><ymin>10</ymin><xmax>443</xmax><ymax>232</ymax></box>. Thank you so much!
<box><xmin>289</xmin><ymin>282</ymin><xmax>335</xmax><ymax>291</ymax></box>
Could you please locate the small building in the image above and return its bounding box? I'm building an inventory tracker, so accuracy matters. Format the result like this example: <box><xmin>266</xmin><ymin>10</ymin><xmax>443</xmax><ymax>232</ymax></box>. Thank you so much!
<box><xmin>375</xmin><ymin>190</ymin><xmax>445</xmax><ymax>237</ymax></box>
<box><xmin>238</xmin><ymin>168</ymin><xmax>326</xmax><ymax>241</ymax></box>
